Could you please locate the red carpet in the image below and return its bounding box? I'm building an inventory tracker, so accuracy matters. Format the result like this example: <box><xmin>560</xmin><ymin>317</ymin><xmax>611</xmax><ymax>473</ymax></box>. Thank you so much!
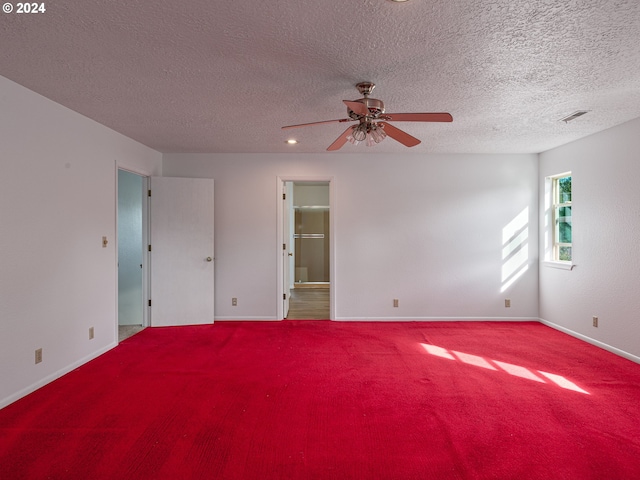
<box><xmin>1</xmin><ymin>321</ymin><xmax>640</xmax><ymax>479</ymax></box>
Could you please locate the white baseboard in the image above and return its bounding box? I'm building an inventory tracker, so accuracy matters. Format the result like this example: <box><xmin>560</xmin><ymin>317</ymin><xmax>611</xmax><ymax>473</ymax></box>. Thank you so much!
<box><xmin>0</xmin><ymin>342</ymin><xmax>118</xmax><ymax>410</ymax></box>
<box><xmin>539</xmin><ymin>318</ymin><xmax>640</xmax><ymax>365</ymax></box>
<box><xmin>333</xmin><ymin>316</ymin><xmax>540</xmax><ymax>322</ymax></box>
<box><xmin>214</xmin><ymin>316</ymin><xmax>279</xmax><ymax>321</ymax></box>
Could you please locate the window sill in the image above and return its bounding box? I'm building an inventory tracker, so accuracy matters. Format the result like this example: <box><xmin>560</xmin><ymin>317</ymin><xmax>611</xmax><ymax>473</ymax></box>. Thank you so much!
<box><xmin>543</xmin><ymin>261</ymin><xmax>575</xmax><ymax>270</ymax></box>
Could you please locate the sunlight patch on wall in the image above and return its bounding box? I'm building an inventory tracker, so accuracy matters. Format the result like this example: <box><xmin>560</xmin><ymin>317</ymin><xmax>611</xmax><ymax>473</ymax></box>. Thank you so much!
<box><xmin>501</xmin><ymin>207</ymin><xmax>529</xmax><ymax>293</ymax></box>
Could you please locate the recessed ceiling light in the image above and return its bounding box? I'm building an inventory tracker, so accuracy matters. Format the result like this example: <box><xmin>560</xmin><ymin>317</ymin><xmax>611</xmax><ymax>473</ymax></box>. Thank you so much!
<box><xmin>286</xmin><ymin>139</ymin><xmax>298</xmax><ymax>145</ymax></box>
<box><xmin>388</xmin><ymin>0</ymin><xmax>410</xmax><ymax>2</ymax></box>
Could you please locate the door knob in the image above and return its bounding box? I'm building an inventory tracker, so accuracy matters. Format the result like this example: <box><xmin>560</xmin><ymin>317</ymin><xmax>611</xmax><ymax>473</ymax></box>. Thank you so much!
<box><xmin>206</xmin><ymin>257</ymin><xmax>213</xmax><ymax>262</ymax></box>
<box><xmin>288</xmin><ymin>253</ymin><xmax>293</xmax><ymax>256</ymax></box>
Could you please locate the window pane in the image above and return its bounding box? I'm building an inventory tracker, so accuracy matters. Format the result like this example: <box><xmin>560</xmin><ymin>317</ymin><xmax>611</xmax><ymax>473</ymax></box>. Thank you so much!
<box><xmin>558</xmin><ymin>176</ymin><xmax>571</xmax><ymax>203</ymax></box>
<box><xmin>559</xmin><ymin>246</ymin><xmax>572</xmax><ymax>261</ymax></box>
<box><xmin>557</xmin><ymin>206</ymin><xmax>572</xmax><ymax>243</ymax></box>
<box><xmin>551</xmin><ymin>174</ymin><xmax>572</xmax><ymax>263</ymax></box>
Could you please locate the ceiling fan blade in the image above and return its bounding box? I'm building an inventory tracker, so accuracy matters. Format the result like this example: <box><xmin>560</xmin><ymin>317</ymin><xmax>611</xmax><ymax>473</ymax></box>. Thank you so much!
<box><xmin>381</xmin><ymin>112</ymin><xmax>453</xmax><ymax>123</ymax></box>
<box><xmin>343</xmin><ymin>100</ymin><xmax>369</xmax><ymax>116</ymax></box>
<box><xmin>379</xmin><ymin>122</ymin><xmax>421</xmax><ymax>147</ymax></box>
<box><xmin>327</xmin><ymin>126</ymin><xmax>355</xmax><ymax>151</ymax></box>
<box><xmin>282</xmin><ymin>118</ymin><xmax>353</xmax><ymax>130</ymax></box>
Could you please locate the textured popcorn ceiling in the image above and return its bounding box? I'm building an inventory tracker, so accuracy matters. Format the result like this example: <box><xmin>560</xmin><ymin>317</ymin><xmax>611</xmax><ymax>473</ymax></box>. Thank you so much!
<box><xmin>1</xmin><ymin>0</ymin><xmax>639</xmax><ymax>154</ymax></box>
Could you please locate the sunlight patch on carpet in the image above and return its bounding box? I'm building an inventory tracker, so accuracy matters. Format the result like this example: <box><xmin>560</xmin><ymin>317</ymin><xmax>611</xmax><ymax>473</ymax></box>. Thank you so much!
<box><xmin>420</xmin><ymin>343</ymin><xmax>590</xmax><ymax>394</ymax></box>
<box><xmin>538</xmin><ymin>370</ymin><xmax>590</xmax><ymax>394</ymax></box>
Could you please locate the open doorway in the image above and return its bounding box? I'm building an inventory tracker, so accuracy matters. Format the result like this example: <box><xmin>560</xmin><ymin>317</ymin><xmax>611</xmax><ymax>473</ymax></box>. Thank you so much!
<box><xmin>117</xmin><ymin>169</ymin><xmax>147</xmax><ymax>341</ymax></box>
<box><xmin>279</xmin><ymin>179</ymin><xmax>333</xmax><ymax>320</ymax></box>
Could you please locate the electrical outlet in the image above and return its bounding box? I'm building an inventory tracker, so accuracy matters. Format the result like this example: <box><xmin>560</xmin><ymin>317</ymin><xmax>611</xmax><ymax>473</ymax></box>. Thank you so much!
<box><xmin>35</xmin><ymin>348</ymin><xmax>43</xmax><ymax>364</ymax></box>
<box><xmin>505</xmin><ymin>299</ymin><xmax>511</xmax><ymax>308</ymax></box>
<box><xmin>89</xmin><ymin>327</ymin><xmax>94</xmax><ymax>339</ymax></box>
<box><xmin>393</xmin><ymin>299</ymin><xmax>399</xmax><ymax>308</ymax></box>
<box><xmin>232</xmin><ymin>297</ymin><xmax>238</xmax><ymax>306</ymax></box>
<box><xmin>593</xmin><ymin>316</ymin><xmax>598</xmax><ymax>328</ymax></box>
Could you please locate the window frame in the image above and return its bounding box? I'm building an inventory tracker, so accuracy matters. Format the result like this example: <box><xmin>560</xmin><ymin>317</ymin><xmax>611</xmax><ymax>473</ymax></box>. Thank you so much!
<box><xmin>550</xmin><ymin>172</ymin><xmax>572</xmax><ymax>265</ymax></box>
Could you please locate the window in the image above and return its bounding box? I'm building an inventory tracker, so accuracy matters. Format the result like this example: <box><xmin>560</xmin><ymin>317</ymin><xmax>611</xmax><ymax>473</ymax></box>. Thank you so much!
<box><xmin>552</xmin><ymin>173</ymin><xmax>572</xmax><ymax>262</ymax></box>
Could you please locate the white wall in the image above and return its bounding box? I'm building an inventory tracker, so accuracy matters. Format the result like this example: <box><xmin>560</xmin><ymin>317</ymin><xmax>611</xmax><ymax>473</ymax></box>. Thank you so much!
<box><xmin>539</xmin><ymin>117</ymin><xmax>640</xmax><ymax>361</ymax></box>
<box><xmin>163</xmin><ymin>153</ymin><xmax>539</xmax><ymax>321</ymax></box>
<box><xmin>0</xmin><ymin>76</ymin><xmax>162</xmax><ymax>408</ymax></box>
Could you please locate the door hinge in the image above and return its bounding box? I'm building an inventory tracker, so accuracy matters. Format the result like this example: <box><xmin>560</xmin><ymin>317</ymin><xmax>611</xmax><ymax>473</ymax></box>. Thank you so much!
<box><xmin>283</xmin><ymin>293</ymin><xmax>286</xmax><ymax>300</ymax></box>
<box><xmin>283</xmin><ymin>243</ymin><xmax>286</xmax><ymax>250</ymax></box>
<box><xmin>148</xmin><ymin>189</ymin><xmax>151</xmax><ymax>197</ymax></box>
<box><xmin>283</xmin><ymin>193</ymin><xmax>286</xmax><ymax>200</ymax></box>
<box><xmin>148</xmin><ymin>299</ymin><xmax>151</xmax><ymax>307</ymax></box>
<box><xmin>148</xmin><ymin>245</ymin><xmax>152</xmax><ymax>252</ymax></box>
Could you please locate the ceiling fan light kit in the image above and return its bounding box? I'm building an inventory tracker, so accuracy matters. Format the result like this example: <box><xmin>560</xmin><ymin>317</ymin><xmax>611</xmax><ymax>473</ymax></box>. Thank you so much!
<box><xmin>347</xmin><ymin>122</ymin><xmax>387</xmax><ymax>146</ymax></box>
<box><xmin>282</xmin><ymin>82</ymin><xmax>452</xmax><ymax>151</ymax></box>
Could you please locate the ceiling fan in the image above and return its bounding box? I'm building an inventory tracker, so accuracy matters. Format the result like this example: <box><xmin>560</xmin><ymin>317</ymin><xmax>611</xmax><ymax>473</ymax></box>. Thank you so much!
<box><xmin>282</xmin><ymin>82</ymin><xmax>453</xmax><ymax>151</ymax></box>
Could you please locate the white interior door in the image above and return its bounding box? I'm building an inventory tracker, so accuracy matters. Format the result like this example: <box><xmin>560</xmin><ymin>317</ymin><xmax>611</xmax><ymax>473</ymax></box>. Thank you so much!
<box><xmin>283</xmin><ymin>182</ymin><xmax>292</xmax><ymax>318</ymax></box>
<box><xmin>150</xmin><ymin>177</ymin><xmax>214</xmax><ymax>326</ymax></box>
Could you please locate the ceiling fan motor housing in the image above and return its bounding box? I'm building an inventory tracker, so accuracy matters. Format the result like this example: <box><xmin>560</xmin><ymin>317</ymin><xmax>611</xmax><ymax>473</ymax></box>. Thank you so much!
<box><xmin>347</xmin><ymin>97</ymin><xmax>385</xmax><ymax>120</ymax></box>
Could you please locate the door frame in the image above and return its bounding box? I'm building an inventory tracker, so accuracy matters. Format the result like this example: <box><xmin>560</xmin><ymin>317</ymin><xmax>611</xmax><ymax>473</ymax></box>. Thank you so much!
<box><xmin>276</xmin><ymin>176</ymin><xmax>335</xmax><ymax>320</ymax></box>
<box><xmin>116</xmin><ymin>167</ymin><xmax>150</xmax><ymax>334</ymax></box>
<box><xmin>282</xmin><ymin>181</ymin><xmax>293</xmax><ymax>318</ymax></box>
